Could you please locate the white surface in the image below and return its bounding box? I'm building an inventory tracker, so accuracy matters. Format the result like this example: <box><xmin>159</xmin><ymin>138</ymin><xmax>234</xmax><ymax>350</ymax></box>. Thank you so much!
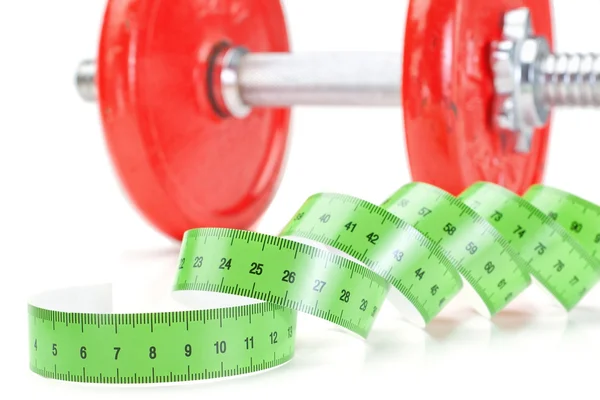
<box><xmin>2</xmin><ymin>0</ymin><xmax>600</xmax><ymax>398</ymax></box>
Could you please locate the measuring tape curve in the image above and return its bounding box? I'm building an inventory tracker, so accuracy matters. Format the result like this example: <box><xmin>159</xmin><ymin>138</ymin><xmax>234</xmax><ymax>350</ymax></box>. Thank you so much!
<box><xmin>27</xmin><ymin>182</ymin><xmax>600</xmax><ymax>385</ymax></box>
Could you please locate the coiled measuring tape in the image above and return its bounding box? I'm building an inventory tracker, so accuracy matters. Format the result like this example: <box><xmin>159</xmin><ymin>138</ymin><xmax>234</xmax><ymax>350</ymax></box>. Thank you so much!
<box><xmin>28</xmin><ymin>182</ymin><xmax>600</xmax><ymax>384</ymax></box>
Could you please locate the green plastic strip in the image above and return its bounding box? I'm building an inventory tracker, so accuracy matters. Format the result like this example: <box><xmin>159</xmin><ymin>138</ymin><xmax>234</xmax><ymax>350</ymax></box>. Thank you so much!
<box><xmin>27</xmin><ymin>182</ymin><xmax>600</xmax><ymax>385</ymax></box>
<box><xmin>174</xmin><ymin>228</ymin><xmax>389</xmax><ymax>338</ymax></box>
<box><xmin>279</xmin><ymin>193</ymin><xmax>463</xmax><ymax>326</ymax></box>
<box><xmin>459</xmin><ymin>182</ymin><xmax>600</xmax><ymax>310</ymax></box>
<box><xmin>381</xmin><ymin>182</ymin><xmax>531</xmax><ymax>316</ymax></box>
<box><xmin>29</xmin><ymin>300</ymin><xmax>296</xmax><ymax>383</ymax></box>
<box><xmin>29</xmin><ymin>229</ymin><xmax>390</xmax><ymax>384</ymax></box>
<box><xmin>523</xmin><ymin>185</ymin><xmax>600</xmax><ymax>261</ymax></box>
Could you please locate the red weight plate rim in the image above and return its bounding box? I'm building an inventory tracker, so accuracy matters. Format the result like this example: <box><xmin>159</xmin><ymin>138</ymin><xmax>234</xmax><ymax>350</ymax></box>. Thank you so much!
<box><xmin>402</xmin><ymin>0</ymin><xmax>554</xmax><ymax>196</ymax></box>
<box><xmin>97</xmin><ymin>0</ymin><xmax>291</xmax><ymax>240</ymax></box>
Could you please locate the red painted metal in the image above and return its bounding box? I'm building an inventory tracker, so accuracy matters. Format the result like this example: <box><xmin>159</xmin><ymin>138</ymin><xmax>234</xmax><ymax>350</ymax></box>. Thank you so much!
<box><xmin>402</xmin><ymin>0</ymin><xmax>554</xmax><ymax>196</ymax></box>
<box><xmin>97</xmin><ymin>0</ymin><xmax>291</xmax><ymax>240</ymax></box>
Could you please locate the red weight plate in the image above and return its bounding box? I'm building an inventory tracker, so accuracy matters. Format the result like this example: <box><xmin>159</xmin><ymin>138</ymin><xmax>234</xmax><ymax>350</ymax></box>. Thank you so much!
<box><xmin>97</xmin><ymin>0</ymin><xmax>291</xmax><ymax>240</ymax></box>
<box><xmin>402</xmin><ymin>0</ymin><xmax>554</xmax><ymax>196</ymax></box>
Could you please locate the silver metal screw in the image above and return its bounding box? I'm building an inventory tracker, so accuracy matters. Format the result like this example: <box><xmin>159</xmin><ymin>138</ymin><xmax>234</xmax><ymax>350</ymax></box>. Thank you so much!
<box><xmin>492</xmin><ymin>7</ymin><xmax>600</xmax><ymax>153</ymax></box>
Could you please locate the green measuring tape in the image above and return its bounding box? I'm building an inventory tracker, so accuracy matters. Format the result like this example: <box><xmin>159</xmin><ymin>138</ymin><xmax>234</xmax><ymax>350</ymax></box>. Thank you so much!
<box><xmin>460</xmin><ymin>183</ymin><xmax>600</xmax><ymax>309</ymax></box>
<box><xmin>381</xmin><ymin>183</ymin><xmax>532</xmax><ymax>316</ymax></box>
<box><xmin>279</xmin><ymin>193</ymin><xmax>463</xmax><ymax>326</ymax></box>
<box><xmin>28</xmin><ymin>182</ymin><xmax>600</xmax><ymax>385</ymax></box>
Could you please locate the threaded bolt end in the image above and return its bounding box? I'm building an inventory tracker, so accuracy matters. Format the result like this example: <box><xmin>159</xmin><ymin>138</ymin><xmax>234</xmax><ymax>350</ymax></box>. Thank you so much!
<box><xmin>540</xmin><ymin>53</ymin><xmax>600</xmax><ymax>107</ymax></box>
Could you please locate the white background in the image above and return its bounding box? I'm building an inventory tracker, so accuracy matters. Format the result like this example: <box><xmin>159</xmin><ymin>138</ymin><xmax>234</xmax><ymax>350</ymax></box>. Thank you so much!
<box><xmin>2</xmin><ymin>0</ymin><xmax>600</xmax><ymax>398</ymax></box>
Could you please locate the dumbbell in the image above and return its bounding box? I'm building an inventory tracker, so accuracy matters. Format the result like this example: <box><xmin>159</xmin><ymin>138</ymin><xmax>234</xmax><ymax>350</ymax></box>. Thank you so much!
<box><xmin>75</xmin><ymin>0</ymin><xmax>598</xmax><ymax>241</ymax></box>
